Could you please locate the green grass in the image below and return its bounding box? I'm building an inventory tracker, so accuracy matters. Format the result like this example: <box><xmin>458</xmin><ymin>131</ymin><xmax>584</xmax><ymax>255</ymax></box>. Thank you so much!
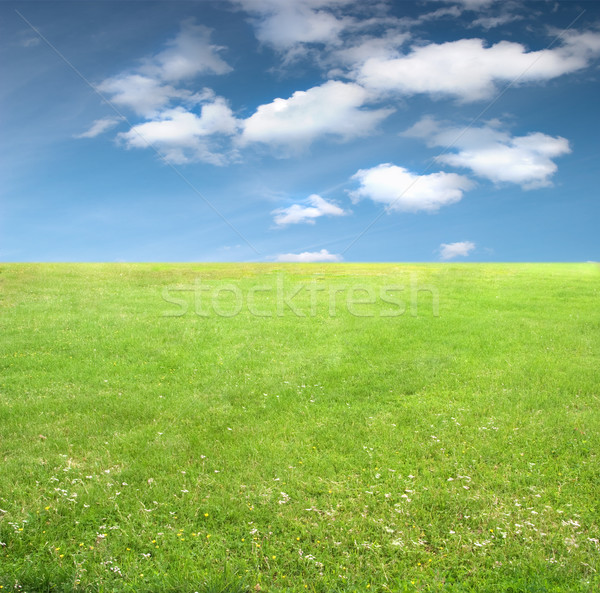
<box><xmin>0</xmin><ymin>263</ymin><xmax>599</xmax><ymax>592</ymax></box>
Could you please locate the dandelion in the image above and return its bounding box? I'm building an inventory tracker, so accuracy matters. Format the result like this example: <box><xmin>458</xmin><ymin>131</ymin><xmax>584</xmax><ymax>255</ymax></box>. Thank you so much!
<box><xmin>204</xmin><ymin>513</ymin><xmax>209</xmax><ymax>517</ymax></box>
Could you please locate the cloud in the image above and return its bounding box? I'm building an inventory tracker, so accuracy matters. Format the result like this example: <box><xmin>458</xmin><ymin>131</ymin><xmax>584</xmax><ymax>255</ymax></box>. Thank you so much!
<box><xmin>118</xmin><ymin>100</ymin><xmax>240</xmax><ymax>164</ymax></box>
<box><xmin>471</xmin><ymin>12</ymin><xmax>523</xmax><ymax>29</ymax></box>
<box><xmin>97</xmin><ymin>20</ymin><xmax>231</xmax><ymax>117</ymax></box>
<box><xmin>439</xmin><ymin>241</ymin><xmax>475</xmax><ymax>260</ymax></box>
<box><xmin>74</xmin><ymin>117</ymin><xmax>121</xmax><ymax>139</ymax></box>
<box><xmin>354</xmin><ymin>31</ymin><xmax>600</xmax><ymax>102</ymax></box>
<box><xmin>349</xmin><ymin>163</ymin><xmax>474</xmax><ymax>213</ymax></box>
<box><xmin>98</xmin><ymin>74</ymin><xmax>184</xmax><ymax>117</ymax></box>
<box><xmin>276</xmin><ymin>248</ymin><xmax>342</xmax><ymax>262</ymax></box>
<box><xmin>405</xmin><ymin>117</ymin><xmax>571</xmax><ymax>188</ymax></box>
<box><xmin>453</xmin><ymin>0</ymin><xmax>495</xmax><ymax>9</ymax></box>
<box><xmin>20</xmin><ymin>36</ymin><xmax>41</xmax><ymax>48</ymax></box>
<box><xmin>326</xmin><ymin>30</ymin><xmax>409</xmax><ymax>72</ymax></box>
<box><xmin>240</xmin><ymin>80</ymin><xmax>393</xmax><ymax>149</ymax></box>
<box><xmin>97</xmin><ymin>77</ymin><xmax>217</xmax><ymax>119</ymax></box>
<box><xmin>144</xmin><ymin>19</ymin><xmax>232</xmax><ymax>81</ymax></box>
<box><xmin>430</xmin><ymin>0</ymin><xmax>496</xmax><ymax>9</ymax></box>
<box><xmin>233</xmin><ymin>0</ymin><xmax>353</xmax><ymax>50</ymax></box>
<box><xmin>273</xmin><ymin>194</ymin><xmax>347</xmax><ymax>226</ymax></box>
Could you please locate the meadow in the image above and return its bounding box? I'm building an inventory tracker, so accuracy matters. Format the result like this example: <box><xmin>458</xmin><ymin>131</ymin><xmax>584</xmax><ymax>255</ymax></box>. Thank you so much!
<box><xmin>0</xmin><ymin>263</ymin><xmax>598</xmax><ymax>592</ymax></box>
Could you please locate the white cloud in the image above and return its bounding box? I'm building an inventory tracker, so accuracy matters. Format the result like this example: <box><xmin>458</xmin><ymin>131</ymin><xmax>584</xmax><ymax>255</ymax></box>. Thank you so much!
<box><xmin>355</xmin><ymin>32</ymin><xmax>600</xmax><ymax>102</ymax></box>
<box><xmin>439</xmin><ymin>241</ymin><xmax>476</xmax><ymax>260</ymax></box>
<box><xmin>97</xmin><ymin>20</ymin><xmax>231</xmax><ymax>117</ymax></box>
<box><xmin>349</xmin><ymin>163</ymin><xmax>474</xmax><ymax>213</ymax></box>
<box><xmin>74</xmin><ymin>117</ymin><xmax>121</xmax><ymax>139</ymax></box>
<box><xmin>454</xmin><ymin>0</ymin><xmax>495</xmax><ymax>9</ymax></box>
<box><xmin>326</xmin><ymin>30</ymin><xmax>409</xmax><ymax>72</ymax></box>
<box><xmin>240</xmin><ymin>80</ymin><xmax>393</xmax><ymax>149</ymax></box>
<box><xmin>143</xmin><ymin>19</ymin><xmax>232</xmax><ymax>81</ymax></box>
<box><xmin>430</xmin><ymin>0</ymin><xmax>495</xmax><ymax>9</ymax></box>
<box><xmin>98</xmin><ymin>74</ymin><xmax>188</xmax><ymax>116</ymax></box>
<box><xmin>118</xmin><ymin>100</ymin><xmax>240</xmax><ymax>164</ymax></box>
<box><xmin>234</xmin><ymin>0</ymin><xmax>353</xmax><ymax>50</ymax></box>
<box><xmin>20</xmin><ymin>36</ymin><xmax>41</xmax><ymax>48</ymax></box>
<box><xmin>273</xmin><ymin>194</ymin><xmax>347</xmax><ymax>226</ymax></box>
<box><xmin>471</xmin><ymin>12</ymin><xmax>523</xmax><ymax>29</ymax></box>
<box><xmin>276</xmin><ymin>248</ymin><xmax>342</xmax><ymax>262</ymax></box>
<box><xmin>405</xmin><ymin>117</ymin><xmax>571</xmax><ymax>188</ymax></box>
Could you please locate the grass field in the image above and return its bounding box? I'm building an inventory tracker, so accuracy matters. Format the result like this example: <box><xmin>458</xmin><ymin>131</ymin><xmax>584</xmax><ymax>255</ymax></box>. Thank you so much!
<box><xmin>0</xmin><ymin>263</ymin><xmax>599</xmax><ymax>592</ymax></box>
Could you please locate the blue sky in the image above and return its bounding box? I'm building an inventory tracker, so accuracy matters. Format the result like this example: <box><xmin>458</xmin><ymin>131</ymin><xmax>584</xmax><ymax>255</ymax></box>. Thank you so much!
<box><xmin>2</xmin><ymin>0</ymin><xmax>600</xmax><ymax>262</ymax></box>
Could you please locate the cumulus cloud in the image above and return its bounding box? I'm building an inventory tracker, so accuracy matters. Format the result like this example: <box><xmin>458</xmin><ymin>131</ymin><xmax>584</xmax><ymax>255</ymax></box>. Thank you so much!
<box><xmin>118</xmin><ymin>100</ymin><xmax>240</xmax><ymax>164</ymax></box>
<box><xmin>240</xmin><ymin>80</ymin><xmax>393</xmax><ymax>149</ymax></box>
<box><xmin>439</xmin><ymin>241</ymin><xmax>476</xmax><ymax>260</ymax></box>
<box><xmin>355</xmin><ymin>32</ymin><xmax>600</xmax><ymax>102</ymax></box>
<box><xmin>276</xmin><ymin>248</ymin><xmax>342</xmax><ymax>262</ymax></box>
<box><xmin>74</xmin><ymin>117</ymin><xmax>121</xmax><ymax>139</ymax></box>
<box><xmin>349</xmin><ymin>163</ymin><xmax>474</xmax><ymax>213</ymax></box>
<box><xmin>405</xmin><ymin>117</ymin><xmax>571</xmax><ymax>188</ymax></box>
<box><xmin>273</xmin><ymin>194</ymin><xmax>347</xmax><ymax>226</ymax></box>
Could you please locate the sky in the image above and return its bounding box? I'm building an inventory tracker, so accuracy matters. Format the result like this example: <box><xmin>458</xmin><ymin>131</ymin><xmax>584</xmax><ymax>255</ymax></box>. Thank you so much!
<box><xmin>1</xmin><ymin>0</ymin><xmax>600</xmax><ymax>262</ymax></box>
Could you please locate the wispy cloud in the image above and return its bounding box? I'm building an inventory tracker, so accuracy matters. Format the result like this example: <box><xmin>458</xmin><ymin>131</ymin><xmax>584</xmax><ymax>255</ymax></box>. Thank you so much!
<box><xmin>233</xmin><ymin>0</ymin><xmax>355</xmax><ymax>52</ymax></box>
<box><xmin>273</xmin><ymin>194</ymin><xmax>347</xmax><ymax>226</ymax></box>
<box><xmin>98</xmin><ymin>21</ymin><xmax>231</xmax><ymax>117</ymax></box>
<box><xmin>471</xmin><ymin>12</ymin><xmax>524</xmax><ymax>30</ymax></box>
<box><xmin>74</xmin><ymin>117</ymin><xmax>121</xmax><ymax>139</ymax></box>
<box><xmin>142</xmin><ymin>18</ymin><xmax>232</xmax><ymax>81</ymax></box>
<box><xmin>276</xmin><ymin>248</ymin><xmax>342</xmax><ymax>262</ymax></box>
<box><xmin>439</xmin><ymin>241</ymin><xmax>476</xmax><ymax>260</ymax></box>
